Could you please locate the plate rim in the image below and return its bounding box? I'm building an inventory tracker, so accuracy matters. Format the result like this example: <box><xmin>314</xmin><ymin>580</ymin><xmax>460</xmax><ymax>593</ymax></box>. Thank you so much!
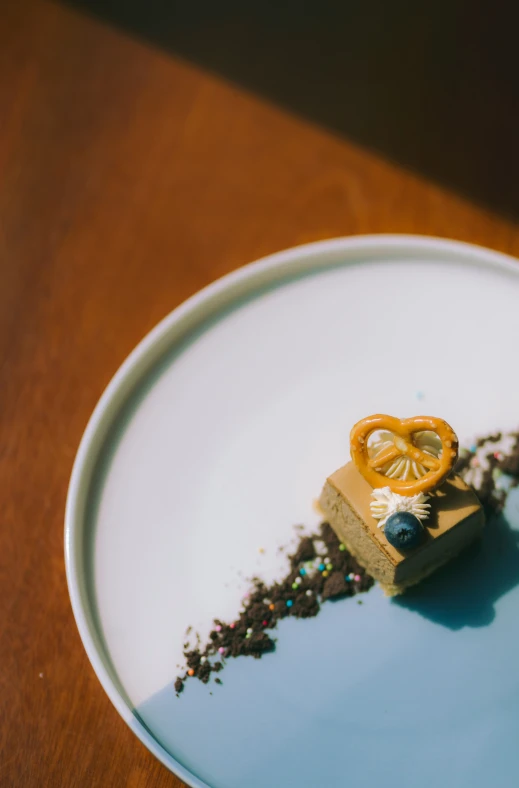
<box><xmin>64</xmin><ymin>233</ymin><xmax>519</xmax><ymax>786</ymax></box>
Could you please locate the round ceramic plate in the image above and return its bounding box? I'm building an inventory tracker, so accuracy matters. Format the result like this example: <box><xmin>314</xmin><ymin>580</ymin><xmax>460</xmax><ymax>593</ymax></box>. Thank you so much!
<box><xmin>65</xmin><ymin>236</ymin><xmax>519</xmax><ymax>788</ymax></box>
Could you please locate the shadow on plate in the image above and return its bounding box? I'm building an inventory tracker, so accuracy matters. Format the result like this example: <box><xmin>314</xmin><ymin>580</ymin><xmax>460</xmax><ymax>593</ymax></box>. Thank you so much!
<box><xmin>394</xmin><ymin>507</ymin><xmax>519</xmax><ymax>629</ymax></box>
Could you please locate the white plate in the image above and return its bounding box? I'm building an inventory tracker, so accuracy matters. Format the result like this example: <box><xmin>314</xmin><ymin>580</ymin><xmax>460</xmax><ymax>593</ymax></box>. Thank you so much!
<box><xmin>65</xmin><ymin>236</ymin><xmax>519</xmax><ymax>788</ymax></box>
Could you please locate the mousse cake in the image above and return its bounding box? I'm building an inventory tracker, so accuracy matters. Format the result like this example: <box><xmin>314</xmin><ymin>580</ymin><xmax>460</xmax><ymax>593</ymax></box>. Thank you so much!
<box><xmin>319</xmin><ymin>414</ymin><xmax>485</xmax><ymax>595</ymax></box>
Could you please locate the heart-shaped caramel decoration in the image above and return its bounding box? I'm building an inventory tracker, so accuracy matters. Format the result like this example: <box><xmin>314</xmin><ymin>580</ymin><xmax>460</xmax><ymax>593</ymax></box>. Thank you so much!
<box><xmin>350</xmin><ymin>414</ymin><xmax>458</xmax><ymax>495</ymax></box>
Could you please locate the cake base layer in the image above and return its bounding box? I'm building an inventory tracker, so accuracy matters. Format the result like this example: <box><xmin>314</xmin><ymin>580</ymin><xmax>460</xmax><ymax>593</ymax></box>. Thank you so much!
<box><xmin>319</xmin><ymin>463</ymin><xmax>485</xmax><ymax>595</ymax></box>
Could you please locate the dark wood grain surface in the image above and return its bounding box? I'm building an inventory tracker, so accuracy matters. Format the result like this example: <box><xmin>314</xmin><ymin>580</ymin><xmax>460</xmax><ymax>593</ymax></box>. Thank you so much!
<box><xmin>2</xmin><ymin>1</ymin><xmax>519</xmax><ymax>785</ymax></box>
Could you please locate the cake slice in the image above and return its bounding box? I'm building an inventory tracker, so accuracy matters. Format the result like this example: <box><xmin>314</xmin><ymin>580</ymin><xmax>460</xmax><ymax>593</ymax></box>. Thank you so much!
<box><xmin>320</xmin><ymin>462</ymin><xmax>484</xmax><ymax>595</ymax></box>
<box><xmin>319</xmin><ymin>414</ymin><xmax>485</xmax><ymax>595</ymax></box>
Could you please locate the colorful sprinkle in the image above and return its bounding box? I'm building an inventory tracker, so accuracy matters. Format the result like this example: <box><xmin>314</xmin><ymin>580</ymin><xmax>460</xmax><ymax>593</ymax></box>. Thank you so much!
<box><xmin>269</xmin><ymin>604</ymin><xmax>275</xmax><ymax>611</ymax></box>
<box><xmin>347</xmin><ymin>573</ymin><xmax>354</xmax><ymax>581</ymax></box>
<box><xmin>188</xmin><ymin>669</ymin><xmax>195</xmax><ymax>676</ymax></box>
<box><xmin>494</xmin><ymin>451</ymin><xmax>503</xmax><ymax>461</ymax></box>
<box><xmin>306</xmin><ymin>589</ymin><xmax>313</xmax><ymax>596</ymax></box>
<box><xmin>326</xmin><ymin>563</ymin><xmax>333</xmax><ymax>571</ymax></box>
<box><xmin>286</xmin><ymin>600</ymin><xmax>293</xmax><ymax>608</ymax></box>
<box><xmin>295</xmin><ymin>577</ymin><xmax>302</xmax><ymax>585</ymax></box>
<box><xmin>291</xmin><ymin>582</ymin><xmax>298</xmax><ymax>590</ymax></box>
<box><xmin>339</xmin><ymin>544</ymin><xmax>346</xmax><ymax>552</ymax></box>
<box><xmin>262</xmin><ymin>620</ymin><xmax>268</xmax><ymax>626</ymax></box>
<box><xmin>245</xmin><ymin>633</ymin><xmax>251</xmax><ymax>639</ymax></box>
<box><xmin>319</xmin><ymin>563</ymin><xmax>325</xmax><ymax>571</ymax></box>
<box><xmin>215</xmin><ymin>625</ymin><xmax>222</xmax><ymax>632</ymax></box>
<box><xmin>200</xmin><ymin>657</ymin><xmax>207</xmax><ymax>664</ymax></box>
<box><xmin>229</xmin><ymin>623</ymin><xmax>235</xmax><ymax>629</ymax></box>
<box><xmin>299</xmin><ymin>568</ymin><xmax>307</xmax><ymax>576</ymax></box>
<box><xmin>246</xmin><ymin>628</ymin><xmax>253</xmax><ymax>634</ymax></box>
<box><xmin>470</xmin><ymin>444</ymin><xmax>477</xmax><ymax>453</ymax></box>
<box><xmin>258</xmin><ymin>547</ymin><xmax>265</xmax><ymax>554</ymax></box>
<box><xmin>263</xmin><ymin>598</ymin><xmax>271</xmax><ymax>605</ymax></box>
<box><xmin>218</xmin><ymin>647</ymin><xmax>226</xmax><ymax>655</ymax></box>
<box><xmin>354</xmin><ymin>574</ymin><xmax>361</xmax><ymax>582</ymax></box>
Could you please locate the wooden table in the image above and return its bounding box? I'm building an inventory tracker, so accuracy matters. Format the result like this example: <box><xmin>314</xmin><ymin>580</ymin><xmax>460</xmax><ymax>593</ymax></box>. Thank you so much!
<box><xmin>2</xmin><ymin>1</ymin><xmax>519</xmax><ymax>785</ymax></box>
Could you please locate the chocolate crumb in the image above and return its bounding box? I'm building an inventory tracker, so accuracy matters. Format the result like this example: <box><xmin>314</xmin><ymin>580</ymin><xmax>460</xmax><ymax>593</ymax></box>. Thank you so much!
<box><xmin>174</xmin><ymin>678</ymin><xmax>184</xmax><ymax>694</ymax></box>
<box><xmin>175</xmin><ymin>522</ymin><xmax>374</xmax><ymax>690</ymax></box>
<box><xmin>500</xmin><ymin>447</ymin><xmax>519</xmax><ymax>478</ymax></box>
<box><xmin>456</xmin><ymin>431</ymin><xmax>519</xmax><ymax>509</ymax></box>
<box><xmin>290</xmin><ymin>536</ymin><xmax>316</xmax><ymax>567</ymax></box>
<box><xmin>321</xmin><ymin>571</ymin><xmax>350</xmax><ymax>600</ymax></box>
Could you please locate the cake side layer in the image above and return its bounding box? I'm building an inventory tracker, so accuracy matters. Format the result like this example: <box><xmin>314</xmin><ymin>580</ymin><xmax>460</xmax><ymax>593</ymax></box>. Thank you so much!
<box><xmin>319</xmin><ymin>480</ymin><xmax>397</xmax><ymax>587</ymax></box>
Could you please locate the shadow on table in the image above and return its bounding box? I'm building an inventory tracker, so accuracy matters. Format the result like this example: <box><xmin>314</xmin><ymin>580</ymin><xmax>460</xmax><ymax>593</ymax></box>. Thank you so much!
<box><xmin>393</xmin><ymin>509</ymin><xmax>519</xmax><ymax>629</ymax></box>
<box><xmin>63</xmin><ymin>0</ymin><xmax>519</xmax><ymax>219</ymax></box>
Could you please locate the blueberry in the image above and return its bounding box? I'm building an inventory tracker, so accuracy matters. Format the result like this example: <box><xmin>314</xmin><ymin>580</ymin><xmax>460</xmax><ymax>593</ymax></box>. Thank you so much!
<box><xmin>384</xmin><ymin>512</ymin><xmax>423</xmax><ymax>550</ymax></box>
